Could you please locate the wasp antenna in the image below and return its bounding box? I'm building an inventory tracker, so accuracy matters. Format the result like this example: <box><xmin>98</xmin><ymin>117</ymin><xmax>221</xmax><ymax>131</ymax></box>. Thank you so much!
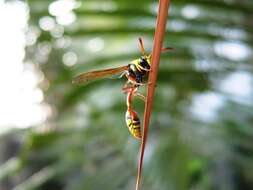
<box><xmin>138</xmin><ymin>37</ymin><xmax>146</xmax><ymax>55</ymax></box>
<box><xmin>161</xmin><ymin>47</ymin><xmax>175</xmax><ymax>53</ymax></box>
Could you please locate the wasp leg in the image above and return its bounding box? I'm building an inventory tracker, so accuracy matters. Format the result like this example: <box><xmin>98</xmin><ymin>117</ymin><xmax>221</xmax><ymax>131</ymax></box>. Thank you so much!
<box><xmin>122</xmin><ymin>86</ymin><xmax>130</xmax><ymax>93</ymax></box>
<box><xmin>118</xmin><ymin>70</ymin><xmax>128</xmax><ymax>79</ymax></box>
<box><xmin>137</xmin><ymin>66</ymin><xmax>151</xmax><ymax>72</ymax></box>
<box><xmin>122</xmin><ymin>81</ymin><xmax>134</xmax><ymax>92</ymax></box>
<box><xmin>122</xmin><ymin>85</ymin><xmax>138</xmax><ymax>95</ymax></box>
<box><xmin>134</xmin><ymin>92</ymin><xmax>146</xmax><ymax>102</ymax></box>
<box><xmin>122</xmin><ymin>86</ymin><xmax>146</xmax><ymax>102</ymax></box>
<box><xmin>122</xmin><ymin>85</ymin><xmax>130</xmax><ymax>92</ymax></box>
<box><xmin>133</xmin><ymin>81</ymin><xmax>147</xmax><ymax>86</ymax></box>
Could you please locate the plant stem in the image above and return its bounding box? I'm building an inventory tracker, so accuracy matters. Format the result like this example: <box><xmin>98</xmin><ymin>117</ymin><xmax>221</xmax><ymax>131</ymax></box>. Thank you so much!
<box><xmin>135</xmin><ymin>0</ymin><xmax>171</xmax><ymax>190</ymax></box>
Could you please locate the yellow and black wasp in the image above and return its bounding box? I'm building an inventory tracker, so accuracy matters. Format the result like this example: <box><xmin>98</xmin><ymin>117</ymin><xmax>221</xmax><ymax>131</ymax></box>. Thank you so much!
<box><xmin>73</xmin><ymin>38</ymin><xmax>172</xmax><ymax>139</ymax></box>
<box><xmin>124</xmin><ymin>85</ymin><xmax>142</xmax><ymax>139</ymax></box>
<box><xmin>73</xmin><ymin>38</ymin><xmax>153</xmax><ymax>86</ymax></box>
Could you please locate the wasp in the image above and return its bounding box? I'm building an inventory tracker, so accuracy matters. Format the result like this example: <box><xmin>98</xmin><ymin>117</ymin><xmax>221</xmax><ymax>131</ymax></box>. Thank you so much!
<box><xmin>72</xmin><ymin>38</ymin><xmax>172</xmax><ymax>86</ymax></box>
<box><xmin>73</xmin><ymin>38</ymin><xmax>173</xmax><ymax>139</ymax></box>
<box><xmin>123</xmin><ymin>85</ymin><xmax>150</xmax><ymax>139</ymax></box>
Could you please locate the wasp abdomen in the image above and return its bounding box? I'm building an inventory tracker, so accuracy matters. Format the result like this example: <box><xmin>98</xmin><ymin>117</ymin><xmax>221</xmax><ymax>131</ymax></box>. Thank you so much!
<box><xmin>125</xmin><ymin>109</ymin><xmax>142</xmax><ymax>139</ymax></box>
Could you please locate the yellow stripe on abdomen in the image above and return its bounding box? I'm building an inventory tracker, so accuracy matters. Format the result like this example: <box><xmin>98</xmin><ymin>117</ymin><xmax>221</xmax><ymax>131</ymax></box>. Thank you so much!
<box><xmin>125</xmin><ymin>110</ymin><xmax>142</xmax><ymax>139</ymax></box>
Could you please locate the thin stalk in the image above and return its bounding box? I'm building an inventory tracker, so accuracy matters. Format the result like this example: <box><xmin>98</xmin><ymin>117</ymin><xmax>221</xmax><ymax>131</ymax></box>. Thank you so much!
<box><xmin>135</xmin><ymin>1</ymin><xmax>171</xmax><ymax>190</ymax></box>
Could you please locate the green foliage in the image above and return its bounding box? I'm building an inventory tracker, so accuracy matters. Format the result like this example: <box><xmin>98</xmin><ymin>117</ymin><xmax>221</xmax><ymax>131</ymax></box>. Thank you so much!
<box><xmin>1</xmin><ymin>0</ymin><xmax>253</xmax><ymax>189</ymax></box>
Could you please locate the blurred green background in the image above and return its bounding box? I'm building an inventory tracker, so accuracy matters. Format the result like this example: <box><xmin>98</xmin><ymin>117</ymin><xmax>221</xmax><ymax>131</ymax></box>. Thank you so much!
<box><xmin>0</xmin><ymin>0</ymin><xmax>253</xmax><ymax>189</ymax></box>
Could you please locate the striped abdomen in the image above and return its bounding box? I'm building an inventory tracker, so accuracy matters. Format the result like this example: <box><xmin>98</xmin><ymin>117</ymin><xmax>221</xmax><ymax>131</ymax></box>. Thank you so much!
<box><xmin>125</xmin><ymin>109</ymin><xmax>142</xmax><ymax>139</ymax></box>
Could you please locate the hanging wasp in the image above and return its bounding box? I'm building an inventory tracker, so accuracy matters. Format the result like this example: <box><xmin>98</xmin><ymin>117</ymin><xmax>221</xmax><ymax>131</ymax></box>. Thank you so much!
<box><xmin>73</xmin><ymin>38</ymin><xmax>173</xmax><ymax>139</ymax></box>
<box><xmin>124</xmin><ymin>85</ymin><xmax>146</xmax><ymax>139</ymax></box>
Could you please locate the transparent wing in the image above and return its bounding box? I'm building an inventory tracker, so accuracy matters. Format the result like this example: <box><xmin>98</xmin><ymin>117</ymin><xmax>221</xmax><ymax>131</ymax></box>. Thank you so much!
<box><xmin>72</xmin><ymin>65</ymin><xmax>129</xmax><ymax>84</ymax></box>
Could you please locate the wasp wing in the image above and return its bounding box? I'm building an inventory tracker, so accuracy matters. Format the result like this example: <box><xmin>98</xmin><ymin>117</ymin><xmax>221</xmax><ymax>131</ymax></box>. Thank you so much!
<box><xmin>72</xmin><ymin>65</ymin><xmax>129</xmax><ymax>84</ymax></box>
